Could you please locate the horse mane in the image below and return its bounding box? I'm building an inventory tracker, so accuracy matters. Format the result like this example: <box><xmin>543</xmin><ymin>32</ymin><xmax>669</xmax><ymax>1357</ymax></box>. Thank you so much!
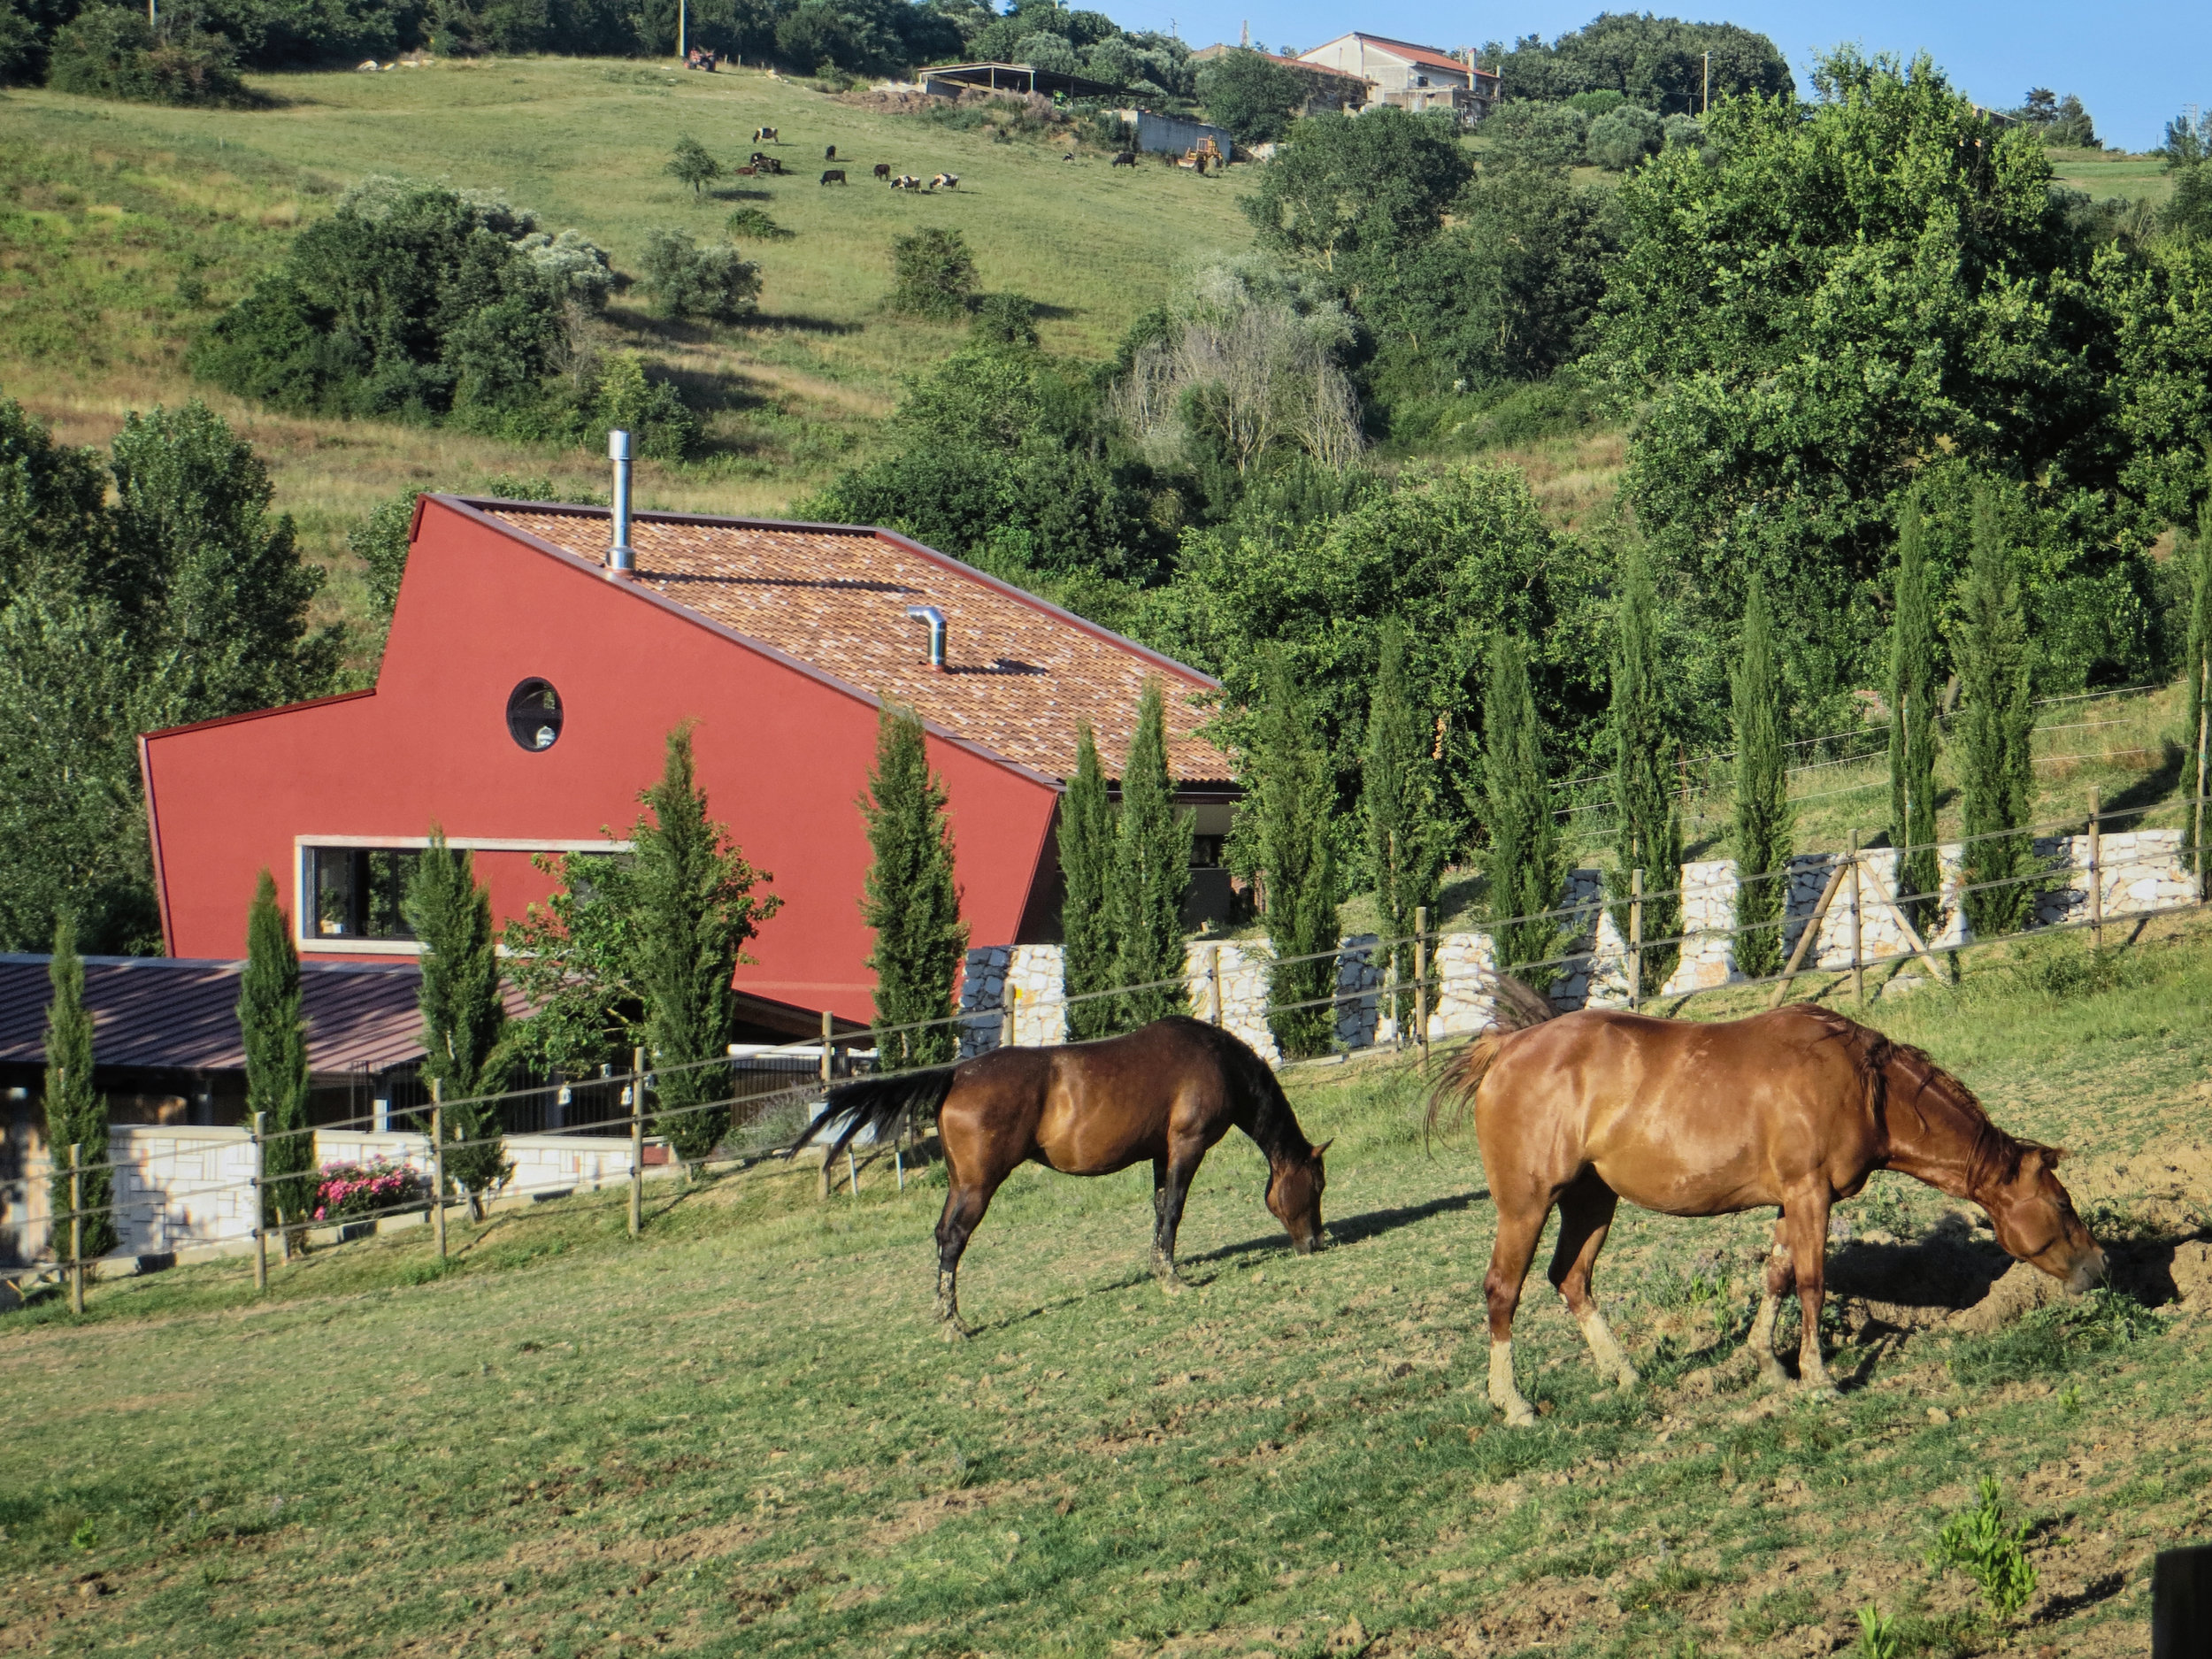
<box><xmin>1207</xmin><ymin>1023</ymin><xmax>1314</xmax><ymax>1164</ymax></box>
<box><xmin>1843</xmin><ymin>1015</ymin><xmax>2055</xmax><ymax>1194</ymax></box>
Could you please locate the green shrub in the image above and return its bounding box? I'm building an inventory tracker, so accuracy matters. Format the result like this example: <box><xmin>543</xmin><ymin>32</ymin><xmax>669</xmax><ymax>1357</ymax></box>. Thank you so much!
<box><xmin>1929</xmin><ymin>1478</ymin><xmax>2037</xmax><ymax>1624</ymax></box>
<box><xmin>638</xmin><ymin>227</ymin><xmax>759</xmax><ymax>321</ymax></box>
<box><xmin>889</xmin><ymin>227</ymin><xmax>978</xmax><ymax>321</ymax></box>
<box><xmin>1586</xmin><ymin>103</ymin><xmax>1663</xmax><ymax>169</ymax></box>
<box><xmin>48</xmin><ymin>5</ymin><xmax>248</xmax><ymax>106</ymax></box>
<box><xmin>594</xmin><ymin>350</ymin><xmax>696</xmax><ymax>461</ymax></box>
<box><xmin>971</xmin><ymin>293</ymin><xmax>1038</xmax><ymax>347</ymax></box>
<box><xmin>724</xmin><ymin>207</ymin><xmax>794</xmax><ymax>242</ymax></box>
<box><xmin>191</xmin><ymin>179</ymin><xmax>602</xmax><ymax>422</ymax></box>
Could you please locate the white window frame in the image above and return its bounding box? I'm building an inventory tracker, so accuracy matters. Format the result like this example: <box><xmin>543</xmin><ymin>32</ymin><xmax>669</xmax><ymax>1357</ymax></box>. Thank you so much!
<box><xmin>292</xmin><ymin>835</ymin><xmax>636</xmax><ymax>956</ymax></box>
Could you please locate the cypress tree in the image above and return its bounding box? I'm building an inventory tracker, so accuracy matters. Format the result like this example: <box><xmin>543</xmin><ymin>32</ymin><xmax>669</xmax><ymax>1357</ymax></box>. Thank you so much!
<box><xmin>631</xmin><ymin>726</ymin><xmax>780</xmax><ymax>1177</ymax></box>
<box><xmin>2182</xmin><ymin>503</ymin><xmax>2212</xmax><ymax>880</ymax></box>
<box><xmin>1057</xmin><ymin>721</ymin><xmax>1119</xmax><ymax>1041</ymax></box>
<box><xmin>1482</xmin><ymin>633</ymin><xmax>1564</xmax><ymax>990</ymax></box>
<box><xmin>404</xmin><ymin>828</ymin><xmax>511</xmax><ymax>1213</ymax></box>
<box><xmin>1245</xmin><ymin>649</ymin><xmax>1340</xmax><ymax>1059</ymax></box>
<box><xmin>42</xmin><ymin>914</ymin><xmax>116</xmax><ymax>1262</ymax></box>
<box><xmin>1887</xmin><ymin>501</ymin><xmax>1940</xmax><ymax>926</ymax></box>
<box><xmin>860</xmin><ymin>703</ymin><xmax>969</xmax><ymax>1070</ymax></box>
<box><xmin>1731</xmin><ymin>578</ymin><xmax>1793</xmax><ymax>979</ymax></box>
<box><xmin>1363</xmin><ymin>619</ymin><xmax>1447</xmax><ymax>1028</ymax></box>
<box><xmin>1609</xmin><ymin>548</ymin><xmax>1682</xmax><ymax>989</ymax></box>
<box><xmin>1112</xmin><ymin>678</ymin><xmax>1194</xmax><ymax>1027</ymax></box>
<box><xmin>1956</xmin><ymin>490</ymin><xmax>2039</xmax><ymax>937</ymax></box>
<box><xmin>240</xmin><ymin>869</ymin><xmax>314</xmax><ymax>1256</ymax></box>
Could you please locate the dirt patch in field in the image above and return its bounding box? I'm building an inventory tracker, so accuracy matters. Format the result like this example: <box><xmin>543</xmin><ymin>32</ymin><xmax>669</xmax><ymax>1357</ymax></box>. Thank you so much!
<box><xmin>863</xmin><ymin>1479</ymin><xmax>1044</xmax><ymax>1548</ymax></box>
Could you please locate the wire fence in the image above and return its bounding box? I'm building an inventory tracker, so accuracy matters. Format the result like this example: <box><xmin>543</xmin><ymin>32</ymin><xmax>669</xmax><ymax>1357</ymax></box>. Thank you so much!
<box><xmin>10</xmin><ymin>795</ymin><xmax>2202</xmax><ymax>1310</ymax></box>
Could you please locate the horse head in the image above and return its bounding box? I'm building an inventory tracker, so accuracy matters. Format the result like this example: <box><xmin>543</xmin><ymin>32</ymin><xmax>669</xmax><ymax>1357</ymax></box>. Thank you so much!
<box><xmin>1266</xmin><ymin>1139</ymin><xmax>1331</xmax><ymax>1255</ymax></box>
<box><xmin>1982</xmin><ymin>1144</ymin><xmax>2105</xmax><ymax>1293</ymax></box>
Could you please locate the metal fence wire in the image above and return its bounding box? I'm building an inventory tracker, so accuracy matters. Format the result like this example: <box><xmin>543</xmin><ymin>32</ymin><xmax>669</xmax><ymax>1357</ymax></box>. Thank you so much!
<box><xmin>10</xmin><ymin>794</ymin><xmax>2205</xmax><ymax>1305</ymax></box>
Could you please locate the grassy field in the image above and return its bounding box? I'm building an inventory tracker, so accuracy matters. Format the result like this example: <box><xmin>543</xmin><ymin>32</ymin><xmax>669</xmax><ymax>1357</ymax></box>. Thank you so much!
<box><xmin>4</xmin><ymin>918</ymin><xmax>2210</xmax><ymax>1656</ymax></box>
<box><xmin>2047</xmin><ymin>147</ymin><xmax>2176</xmax><ymax>205</ymax></box>
<box><xmin>0</xmin><ymin>60</ymin><xmax>1259</xmax><ymax>592</ymax></box>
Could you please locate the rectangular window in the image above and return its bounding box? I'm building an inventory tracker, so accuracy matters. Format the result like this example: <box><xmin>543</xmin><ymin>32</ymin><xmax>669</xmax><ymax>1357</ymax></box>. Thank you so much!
<box><xmin>1191</xmin><ymin>834</ymin><xmax>1227</xmax><ymax>870</ymax></box>
<box><xmin>304</xmin><ymin>847</ymin><xmax>421</xmax><ymax>941</ymax></box>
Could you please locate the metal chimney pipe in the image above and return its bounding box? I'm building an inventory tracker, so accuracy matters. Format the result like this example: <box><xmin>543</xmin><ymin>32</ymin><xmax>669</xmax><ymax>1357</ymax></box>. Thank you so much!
<box><xmin>607</xmin><ymin>429</ymin><xmax>634</xmax><ymax>578</ymax></box>
<box><xmin>905</xmin><ymin>604</ymin><xmax>947</xmax><ymax>669</ymax></box>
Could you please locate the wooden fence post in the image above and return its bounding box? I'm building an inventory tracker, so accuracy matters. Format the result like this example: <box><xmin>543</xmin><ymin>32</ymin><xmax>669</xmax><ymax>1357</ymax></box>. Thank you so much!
<box><xmin>1768</xmin><ymin>857</ymin><xmax>1851</xmax><ymax>1010</ymax></box>
<box><xmin>629</xmin><ymin>1045</ymin><xmax>645</xmax><ymax>1238</ymax></box>
<box><xmin>68</xmin><ymin>1143</ymin><xmax>83</xmax><ymax>1316</ymax></box>
<box><xmin>250</xmin><ymin>1110</ymin><xmax>267</xmax><ymax>1294</ymax></box>
<box><xmin>1848</xmin><ymin>831</ymin><xmax>1864</xmax><ymax>1008</ymax></box>
<box><xmin>819</xmin><ymin>1010</ymin><xmax>833</xmax><ymax>1083</ymax></box>
<box><xmin>1000</xmin><ymin>985</ymin><xmax>1015</xmax><ymax>1052</ymax></box>
<box><xmin>2197</xmin><ymin>657</ymin><xmax>2209</xmax><ymax>901</ymax></box>
<box><xmin>1206</xmin><ymin>944</ymin><xmax>1223</xmax><ymax>1026</ymax></box>
<box><xmin>1412</xmin><ymin>905</ymin><xmax>1430</xmax><ymax>1070</ymax></box>
<box><xmin>1627</xmin><ymin>870</ymin><xmax>1644</xmax><ymax>1011</ymax></box>
<box><xmin>429</xmin><ymin>1080</ymin><xmax>447</xmax><ymax>1261</ymax></box>
<box><xmin>2089</xmin><ymin>787</ymin><xmax>2104</xmax><ymax>954</ymax></box>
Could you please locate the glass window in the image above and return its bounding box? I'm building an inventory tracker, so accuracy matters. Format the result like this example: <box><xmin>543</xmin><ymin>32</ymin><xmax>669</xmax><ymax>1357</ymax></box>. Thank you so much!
<box><xmin>306</xmin><ymin>848</ymin><xmax>421</xmax><ymax>940</ymax></box>
<box><xmin>507</xmin><ymin>679</ymin><xmax>563</xmax><ymax>751</ymax></box>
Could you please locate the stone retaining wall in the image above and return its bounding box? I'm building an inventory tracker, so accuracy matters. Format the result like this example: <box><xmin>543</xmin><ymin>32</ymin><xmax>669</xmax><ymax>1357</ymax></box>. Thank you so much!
<box><xmin>32</xmin><ymin>1125</ymin><xmax>646</xmax><ymax>1261</ymax></box>
<box><xmin>955</xmin><ymin>830</ymin><xmax>2195</xmax><ymax>1063</ymax></box>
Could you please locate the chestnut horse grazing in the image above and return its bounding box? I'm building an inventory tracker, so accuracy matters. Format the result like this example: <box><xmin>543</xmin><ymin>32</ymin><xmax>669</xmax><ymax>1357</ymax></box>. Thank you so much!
<box><xmin>1432</xmin><ymin>999</ymin><xmax>2104</xmax><ymax>1425</ymax></box>
<box><xmin>789</xmin><ymin>1018</ymin><xmax>1328</xmax><ymax>1337</ymax></box>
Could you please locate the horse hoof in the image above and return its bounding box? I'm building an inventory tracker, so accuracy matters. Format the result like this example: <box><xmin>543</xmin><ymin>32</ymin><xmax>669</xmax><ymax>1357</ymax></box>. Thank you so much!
<box><xmin>1758</xmin><ymin>1363</ymin><xmax>1790</xmax><ymax>1391</ymax></box>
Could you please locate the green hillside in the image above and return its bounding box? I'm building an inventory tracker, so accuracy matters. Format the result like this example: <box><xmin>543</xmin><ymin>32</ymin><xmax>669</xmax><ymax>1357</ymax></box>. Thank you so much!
<box><xmin>0</xmin><ymin>59</ymin><xmax>1259</xmax><ymax>533</ymax></box>
<box><xmin>4</xmin><ymin>919</ymin><xmax>2210</xmax><ymax>1655</ymax></box>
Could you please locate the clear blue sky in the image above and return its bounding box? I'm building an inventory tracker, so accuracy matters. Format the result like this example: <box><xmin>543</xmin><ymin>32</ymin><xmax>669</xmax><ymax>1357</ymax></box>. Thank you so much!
<box><xmin>1118</xmin><ymin>1</ymin><xmax>2208</xmax><ymax>152</ymax></box>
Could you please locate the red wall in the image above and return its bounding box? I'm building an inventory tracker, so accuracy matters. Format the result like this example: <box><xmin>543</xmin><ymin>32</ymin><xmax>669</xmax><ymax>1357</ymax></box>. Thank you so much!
<box><xmin>141</xmin><ymin>500</ymin><xmax>1060</xmax><ymax>1027</ymax></box>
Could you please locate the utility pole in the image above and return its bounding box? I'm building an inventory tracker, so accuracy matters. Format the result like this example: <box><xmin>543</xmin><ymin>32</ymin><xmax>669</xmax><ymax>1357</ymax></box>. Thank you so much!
<box><xmin>1701</xmin><ymin>51</ymin><xmax>1710</xmax><ymax>115</ymax></box>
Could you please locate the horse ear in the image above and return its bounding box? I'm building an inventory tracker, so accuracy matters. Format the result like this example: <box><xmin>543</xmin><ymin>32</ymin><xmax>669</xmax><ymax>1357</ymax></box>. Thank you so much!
<box><xmin>1312</xmin><ymin>1139</ymin><xmax>1333</xmax><ymax>1160</ymax></box>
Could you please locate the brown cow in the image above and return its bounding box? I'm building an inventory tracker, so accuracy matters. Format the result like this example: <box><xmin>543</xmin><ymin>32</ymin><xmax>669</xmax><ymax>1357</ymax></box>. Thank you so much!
<box><xmin>872</xmin><ymin>162</ymin><xmax>892</xmax><ymax>180</ymax></box>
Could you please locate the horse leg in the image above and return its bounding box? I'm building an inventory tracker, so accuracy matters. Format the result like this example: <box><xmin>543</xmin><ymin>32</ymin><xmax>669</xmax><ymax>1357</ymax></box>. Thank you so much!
<box><xmin>934</xmin><ymin>1179</ymin><xmax>994</xmax><ymax>1340</ymax></box>
<box><xmin>1782</xmin><ymin>1187</ymin><xmax>1838</xmax><ymax>1394</ymax></box>
<box><xmin>1483</xmin><ymin>1203</ymin><xmax>1548</xmax><ymax>1427</ymax></box>
<box><xmin>1151</xmin><ymin>1147</ymin><xmax>1203</xmax><ymax>1291</ymax></box>
<box><xmin>1746</xmin><ymin>1213</ymin><xmax>1795</xmax><ymax>1387</ymax></box>
<box><xmin>1548</xmin><ymin>1172</ymin><xmax>1637</xmax><ymax>1392</ymax></box>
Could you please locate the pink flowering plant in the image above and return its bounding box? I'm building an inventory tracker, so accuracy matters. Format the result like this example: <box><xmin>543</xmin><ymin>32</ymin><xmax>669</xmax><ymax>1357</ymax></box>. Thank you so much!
<box><xmin>312</xmin><ymin>1159</ymin><xmax>431</xmax><ymax>1223</ymax></box>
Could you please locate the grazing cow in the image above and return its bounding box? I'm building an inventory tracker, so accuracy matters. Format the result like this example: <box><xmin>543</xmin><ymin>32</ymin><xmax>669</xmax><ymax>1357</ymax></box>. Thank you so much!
<box><xmin>753</xmin><ymin>127</ymin><xmax>779</xmax><ymax>143</ymax></box>
<box><xmin>1110</xmin><ymin>150</ymin><xmax>1137</xmax><ymax>166</ymax></box>
<box><xmin>733</xmin><ymin>165</ymin><xmax>757</xmax><ymax>177</ymax></box>
<box><xmin>930</xmin><ymin>173</ymin><xmax>958</xmax><ymax>190</ymax></box>
<box><xmin>1062</xmin><ymin>151</ymin><xmax>1076</xmax><ymax>161</ymax></box>
<box><xmin>825</xmin><ymin>144</ymin><xmax>837</xmax><ymax>160</ymax></box>
<box><xmin>820</xmin><ymin>168</ymin><xmax>847</xmax><ymax>185</ymax></box>
<box><xmin>873</xmin><ymin>163</ymin><xmax>892</xmax><ymax>180</ymax></box>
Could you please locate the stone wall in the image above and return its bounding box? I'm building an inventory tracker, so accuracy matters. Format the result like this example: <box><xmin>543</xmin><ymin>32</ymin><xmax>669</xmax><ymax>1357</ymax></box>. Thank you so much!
<box><xmin>952</xmin><ymin>829</ymin><xmax>2197</xmax><ymax>1066</ymax></box>
<box><xmin>35</xmin><ymin>1125</ymin><xmax>644</xmax><ymax>1261</ymax></box>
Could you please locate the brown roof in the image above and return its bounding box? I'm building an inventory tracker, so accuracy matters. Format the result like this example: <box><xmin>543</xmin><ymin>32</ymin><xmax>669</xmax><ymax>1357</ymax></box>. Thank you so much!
<box><xmin>471</xmin><ymin>503</ymin><xmax>1233</xmax><ymax>786</ymax></box>
<box><xmin>1323</xmin><ymin>34</ymin><xmax>1486</xmax><ymax>78</ymax></box>
<box><xmin>0</xmin><ymin>956</ymin><xmax>471</xmax><ymax>1077</ymax></box>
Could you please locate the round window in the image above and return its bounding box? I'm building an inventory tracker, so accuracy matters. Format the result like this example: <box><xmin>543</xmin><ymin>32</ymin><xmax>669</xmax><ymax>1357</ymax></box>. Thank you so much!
<box><xmin>506</xmin><ymin>679</ymin><xmax>564</xmax><ymax>751</ymax></box>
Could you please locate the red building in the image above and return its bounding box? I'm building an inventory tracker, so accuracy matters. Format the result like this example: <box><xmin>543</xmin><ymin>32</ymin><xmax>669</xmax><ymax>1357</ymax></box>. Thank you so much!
<box><xmin>139</xmin><ymin>494</ymin><xmax>1234</xmax><ymax>1039</ymax></box>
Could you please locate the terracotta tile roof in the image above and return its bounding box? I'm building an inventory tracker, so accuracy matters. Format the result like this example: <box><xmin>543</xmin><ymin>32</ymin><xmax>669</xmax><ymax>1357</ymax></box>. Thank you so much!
<box><xmin>474</xmin><ymin>505</ymin><xmax>1233</xmax><ymax>786</ymax></box>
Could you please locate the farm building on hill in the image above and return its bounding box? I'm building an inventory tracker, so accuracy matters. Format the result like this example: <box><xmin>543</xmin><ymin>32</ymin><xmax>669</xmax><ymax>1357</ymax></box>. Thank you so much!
<box><xmin>137</xmin><ymin>495</ymin><xmax>1236</xmax><ymax>1042</ymax></box>
<box><xmin>1294</xmin><ymin>34</ymin><xmax>1499</xmax><ymax>120</ymax></box>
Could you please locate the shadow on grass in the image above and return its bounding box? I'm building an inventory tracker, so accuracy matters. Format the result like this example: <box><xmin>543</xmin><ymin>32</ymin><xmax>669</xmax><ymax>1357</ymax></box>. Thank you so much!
<box><xmin>741</xmin><ymin>311</ymin><xmax>862</xmax><ymax>336</ymax></box>
<box><xmin>2094</xmin><ymin>738</ymin><xmax>2182</xmax><ymax>831</ymax></box>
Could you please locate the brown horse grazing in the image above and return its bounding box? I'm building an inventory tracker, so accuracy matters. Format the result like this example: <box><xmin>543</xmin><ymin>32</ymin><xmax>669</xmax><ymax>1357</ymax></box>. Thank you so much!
<box><xmin>1431</xmin><ymin>998</ymin><xmax>2104</xmax><ymax>1426</ymax></box>
<box><xmin>788</xmin><ymin>1018</ymin><xmax>1329</xmax><ymax>1337</ymax></box>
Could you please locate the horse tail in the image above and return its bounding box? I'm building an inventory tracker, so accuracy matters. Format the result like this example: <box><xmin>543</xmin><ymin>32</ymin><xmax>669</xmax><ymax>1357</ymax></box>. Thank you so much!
<box><xmin>786</xmin><ymin>1065</ymin><xmax>960</xmax><ymax>1164</ymax></box>
<box><xmin>1423</xmin><ymin>972</ymin><xmax>1555</xmax><ymax>1149</ymax></box>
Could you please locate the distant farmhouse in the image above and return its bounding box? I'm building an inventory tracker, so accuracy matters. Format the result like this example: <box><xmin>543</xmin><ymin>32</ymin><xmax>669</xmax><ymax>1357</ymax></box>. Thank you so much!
<box><xmin>1292</xmin><ymin>33</ymin><xmax>1500</xmax><ymax>122</ymax></box>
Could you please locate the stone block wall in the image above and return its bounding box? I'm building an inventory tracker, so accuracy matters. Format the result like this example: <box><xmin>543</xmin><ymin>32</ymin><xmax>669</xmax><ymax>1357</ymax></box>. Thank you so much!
<box><xmin>35</xmin><ymin>1125</ymin><xmax>642</xmax><ymax>1261</ymax></box>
